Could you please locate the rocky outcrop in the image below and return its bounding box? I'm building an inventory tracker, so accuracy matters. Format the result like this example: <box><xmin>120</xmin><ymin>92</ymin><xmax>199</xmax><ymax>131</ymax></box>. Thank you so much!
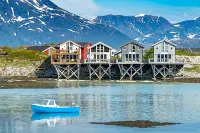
<box><xmin>176</xmin><ymin>55</ymin><xmax>200</xmax><ymax>78</ymax></box>
<box><xmin>176</xmin><ymin>55</ymin><xmax>200</xmax><ymax>64</ymax></box>
<box><xmin>0</xmin><ymin>66</ymin><xmax>36</xmax><ymax>77</ymax></box>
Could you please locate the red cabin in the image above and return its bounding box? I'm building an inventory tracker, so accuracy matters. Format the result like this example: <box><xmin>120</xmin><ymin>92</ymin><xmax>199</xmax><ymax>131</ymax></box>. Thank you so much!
<box><xmin>76</xmin><ymin>42</ymin><xmax>92</xmax><ymax>63</ymax></box>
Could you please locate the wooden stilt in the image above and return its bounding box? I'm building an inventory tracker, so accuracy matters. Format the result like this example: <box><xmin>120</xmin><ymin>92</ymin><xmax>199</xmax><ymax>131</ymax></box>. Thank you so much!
<box><xmin>118</xmin><ymin>64</ymin><xmax>143</xmax><ymax>81</ymax></box>
<box><xmin>88</xmin><ymin>64</ymin><xmax>111</xmax><ymax>80</ymax></box>
<box><xmin>53</xmin><ymin>64</ymin><xmax>80</xmax><ymax>80</ymax></box>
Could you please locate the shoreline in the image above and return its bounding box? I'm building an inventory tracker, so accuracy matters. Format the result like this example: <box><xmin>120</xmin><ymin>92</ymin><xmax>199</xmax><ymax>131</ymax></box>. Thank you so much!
<box><xmin>0</xmin><ymin>77</ymin><xmax>200</xmax><ymax>88</ymax></box>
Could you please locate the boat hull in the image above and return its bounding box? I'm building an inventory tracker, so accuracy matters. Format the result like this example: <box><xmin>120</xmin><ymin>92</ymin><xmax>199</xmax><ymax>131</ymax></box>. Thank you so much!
<box><xmin>31</xmin><ymin>104</ymin><xmax>80</xmax><ymax>113</ymax></box>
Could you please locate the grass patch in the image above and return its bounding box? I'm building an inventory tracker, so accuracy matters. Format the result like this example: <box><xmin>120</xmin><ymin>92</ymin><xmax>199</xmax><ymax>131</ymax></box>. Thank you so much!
<box><xmin>176</xmin><ymin>50</ymin><xmax>200</xmax><ymax>56</ymax></box>
<box><xmin>0</xmin><ymin>46</ymin><xmax>48</xmax><ymax>67</ymax></box>
<box><xmin>185</xmin><ymin>65</ymin><xmax>200</xmax><ymax>73</ymax></box>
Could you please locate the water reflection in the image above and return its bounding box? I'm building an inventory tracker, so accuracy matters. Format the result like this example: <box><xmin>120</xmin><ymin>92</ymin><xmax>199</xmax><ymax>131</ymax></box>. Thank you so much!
<box><xmin>31</xmin><ymin>113</ymin><xmax>79</xmax><ymax>127</ymax></box>
<box><xmin>1</xmin><ymin>83</ymin><xmax>200</xmax><ymax>133</ymax></box>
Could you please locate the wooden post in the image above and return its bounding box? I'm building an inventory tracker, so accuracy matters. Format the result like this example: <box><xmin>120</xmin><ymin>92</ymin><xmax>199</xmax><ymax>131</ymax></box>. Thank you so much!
<box><xmin>130</xmin><ymin>64</ymin><xmax>133</xmax><ymax>81</ymax></box>
<box><xmin>109</xmin><ymin>64</ymin><xmax>111</xmax><ymax>80</ymax></box>
<box><xmin>141</xmin><ymin>64</ymin><xmax>143</xmax><ymax>80</ymax></box>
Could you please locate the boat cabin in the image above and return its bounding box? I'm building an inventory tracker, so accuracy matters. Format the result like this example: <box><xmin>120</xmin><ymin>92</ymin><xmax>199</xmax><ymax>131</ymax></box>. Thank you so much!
<box><xmin>87</xmin><ymin>42</ymin><xmax>113</xmax><ymax>63</ymax></box>
<box><xmin>42</xmin><ymin>99</ymin><xmax>58</xmax><ymax>107</ymax></box>
<box><xmin>151</xmin><ymin>39</ymin><xmax>176</xmax><ymax>63</ymax></box>
<box><xmin>51</xmin><ymin>40</ymin><xmax>81</xmax><ymax>64</ymax></box>
<box><xmin>118</xmin><ymin>41</ymin><xmax>144</xmax><ymax>63</ymax></box>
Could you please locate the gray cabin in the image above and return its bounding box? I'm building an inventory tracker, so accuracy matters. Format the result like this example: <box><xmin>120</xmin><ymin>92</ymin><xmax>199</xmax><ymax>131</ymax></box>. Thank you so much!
<box><xmin>152</xmin><ymin>39</ymin><xmax>176</xmax><ymax>63</ymax></box>
<box><xmin>120</xmin><ymin>42</ymin><xmax>144</xmax><ymax>63</ymax></box>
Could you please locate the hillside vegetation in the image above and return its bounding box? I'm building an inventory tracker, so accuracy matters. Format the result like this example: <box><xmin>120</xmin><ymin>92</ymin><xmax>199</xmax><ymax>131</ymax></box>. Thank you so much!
<box><xmin>0</xmin><ymin>46</ymin><xmax>48</xmax><ymax>67</ymax></box>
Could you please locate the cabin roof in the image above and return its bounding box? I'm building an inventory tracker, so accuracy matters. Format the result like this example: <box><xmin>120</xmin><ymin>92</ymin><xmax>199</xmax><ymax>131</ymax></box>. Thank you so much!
<box><xmin>89</xmin><ymin>42</ymin><xmax>113</xmax><ymax>49</ymax></box>
<box><xmin>115</xmin><ymin>50</ymin><xmax>122</xmax><ymax>55</ymax></box>
<box><xmin>152</xmin><ymin>39</ymin><xmax>177</xmax><ymax>47</ymax></box>
<box><xmin>26</xmin><ymin>46</ymin><xmax>53</xmax><ymax>52</ymax></box>
<box><xmin>76</xmin><ymin>42</ymin><xmax>92</xmax><ymax>47</ymax></box>
<box><xmin>121</xmin><ymin>41</ymin><xmax>144</xmax><ymax>48</ymax></box>
<box><xmin>56</xmin><ymin>40</ymin><xmax>81</xmax><ymax>48</ymax></box>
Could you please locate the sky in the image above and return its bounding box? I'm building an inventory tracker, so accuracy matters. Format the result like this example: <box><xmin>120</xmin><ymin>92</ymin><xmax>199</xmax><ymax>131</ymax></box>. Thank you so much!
<box><xmin>51</xmin><ymin>0</ymin><xmax>200</xmax><ymax>23</ymax></box>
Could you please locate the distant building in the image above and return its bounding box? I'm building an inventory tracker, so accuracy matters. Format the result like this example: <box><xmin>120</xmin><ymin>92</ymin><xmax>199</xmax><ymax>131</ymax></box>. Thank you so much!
<box><xmin>152</xmin><ymin>39</ymin><xmax>176</xmax><ymax>63</ymax></box>
<box><xmin>87</xmin><ymin>42</ymin><xmax>113</xmax><ymax>63</ymax></box>
<box><xmin>27</xmin><ymin>46</ymin><xmax>55</xmax><ymax>55</ymax></box>
<box><xmin>118</xmin><ymin>41</ymin><xmax>144</xmax><ymax>63</ymax></box>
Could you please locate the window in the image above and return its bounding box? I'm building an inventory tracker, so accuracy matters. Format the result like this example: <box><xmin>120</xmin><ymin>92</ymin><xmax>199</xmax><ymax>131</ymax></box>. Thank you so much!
<box><xmin>42</xmin><ymin>100</ymin><xmax>48</xmax><ymax>105</ymax></box>
<box><xmin>165</xmin><ymin>54</ymin><xmax>168</xmax><ymax>62</ymax></box>
<box><xmin>124</xmin><ymin>47</ymin><xmax>126</xmax><ymax>50</ymax></box>
<box><xmin>132</xmin><ymin>46</ymin><xmax>135</xmax><ymax>52</ymax></box>
<box><xmin>104</xmin><ymin>47</ymin><xmax>109</xmax><ymax>52</ymax></box>
<box><xmin>133</xmin><ymin>54</ymin><xmax>135</xmax><ymax>61</ymax></box>
<box><xmin>129</xmin><ymin>54</ymin><xmax>132</xmax><ymax>61</ymax></box>
<box><xmin>49</xmin><ymin>100</ymin><xmax>55</xmax><ymax>106</ymax></box>
<box><xmin>171</xmin><ymin>47</ymin><xmax>173</xmax><ymax>50</ymax></box>
<box><xmin>169</xmin><ymin>54</ymin><xmax>171</xmax><ymax>59</ymax></box>
<box><xmin>136</xmin><ymin>54</ymin><xmax>139</xmax><ymax>61</ymax></box>
<box><xmin>126</xmin><ymin>54</ymin><xmax>128</xmax><ymax>61</ymax></box>
<box><xmin>165</xmin><ymin>44</ymin><xmax>168</xmax><ymax>52</ymax></box>
<box><xmin>138</xmin><ymin>46</ymin><xmax>140</xmax><ymax>50</ymax></box>
<box><xmin>104</xmin><ymin>54</ymin><xmax>107</xmax><ymax>59</ymax></box>
<box><xmin>157</xmin><ymin>54</ymin><xmax>160</xmax><ymax>62</ymax></box>
<box><xmin>161</xmin><ymin>54</ymin><xmax>164</xmax><ymax>62</ymax></box>
<box><xmin>101</xmin><ymin>54</ymin><xmax>103</xmax><ymax>59</ymax></box>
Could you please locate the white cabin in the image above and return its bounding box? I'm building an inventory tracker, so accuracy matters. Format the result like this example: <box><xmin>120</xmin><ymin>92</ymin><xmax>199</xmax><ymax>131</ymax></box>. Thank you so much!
<box><xmin>87</xmin><ymin>42</ymin><xmax>113</xmax><ymax>63</ymax></box>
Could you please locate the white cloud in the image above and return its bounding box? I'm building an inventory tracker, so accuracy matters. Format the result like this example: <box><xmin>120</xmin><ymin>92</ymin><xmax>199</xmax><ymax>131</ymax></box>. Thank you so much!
<box><xmin>51</xmin><ymin>0</ymin><xmax>100</xmax><ymax>19</ymax></box>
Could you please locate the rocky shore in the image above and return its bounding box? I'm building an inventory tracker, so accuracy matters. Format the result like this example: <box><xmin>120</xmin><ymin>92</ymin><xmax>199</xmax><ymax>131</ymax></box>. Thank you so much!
<box><xmin>0</xmin><ymin>77</ymin><xmax>56</xmax><ymax>88</ymax></box>
<box><xmin>90</xmin><ymin>120</ymin><xmax>178</xmax><ymax>128</ymax></box>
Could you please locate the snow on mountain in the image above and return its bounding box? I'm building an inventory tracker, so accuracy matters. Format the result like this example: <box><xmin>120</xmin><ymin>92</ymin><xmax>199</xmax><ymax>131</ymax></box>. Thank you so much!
<box><xmin>94</xmin><ymin>14</ymin><xmax>200</xmax><ymax>47</ymax></box>
<box><xmin>93</xmin><ymin>14</ymin><xmax>178</xmax><ymax>45</ymax></box>
<box><xmin>135</xmin><ymin>14</ymin><xmax>146</xmax><ymax>17</ymax></box>
<box><xmin>0</xmin><ymin>0</ymin><xmax>130</xmax><ymax>48</ymax></box>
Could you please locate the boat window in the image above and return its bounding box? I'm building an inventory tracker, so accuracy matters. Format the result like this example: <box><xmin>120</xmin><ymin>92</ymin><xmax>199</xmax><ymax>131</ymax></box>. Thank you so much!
<box><xmin>49</xmin><ymin>100</ymin><xmax>55</xmax><ymax>106</ymax></box>
<box><xmin>42</xmin><ymin>100</ymin><xmax>48</xmax><ymax>105</ymax></box>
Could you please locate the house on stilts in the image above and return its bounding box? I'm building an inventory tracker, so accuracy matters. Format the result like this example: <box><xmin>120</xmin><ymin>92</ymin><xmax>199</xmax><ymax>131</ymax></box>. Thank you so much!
<box><xmin>86</xmin><ymin>42</ymin><xmax>114</xmax><ymax>80</ymax></box>
<box><xmin>51</xmin><ymin>40</ymin><xmax>82</xmax><ymax>80</ymax></box>
<box><xmin>116</xmin><ymin>41</ymin><xmax>144</xmax><ymax>80</ymax></box>
<box><xmin>149</xmin><ymin>39</ymin><xmax>184</xmax><ymax>80</ymax></box>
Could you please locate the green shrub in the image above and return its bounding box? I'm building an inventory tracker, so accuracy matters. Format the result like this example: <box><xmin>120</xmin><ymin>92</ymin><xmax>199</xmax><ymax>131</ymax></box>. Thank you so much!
<box><xmin>143</xmin><ymin>48</ymin><xmax>154</xmax><ymax>60</ymax></box>
<box><xmin>185</xmin><ymin>65</ymin><xmax>200</xmax><ymax>73</ymax></box>
<box><xmin>176</xmin><ymin>50</ymin><xmax>200</xmax><ymax>56</ymax></box>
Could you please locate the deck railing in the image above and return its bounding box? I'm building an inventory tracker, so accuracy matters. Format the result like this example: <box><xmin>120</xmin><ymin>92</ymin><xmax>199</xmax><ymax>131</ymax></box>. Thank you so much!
<box><xmin>148</xmin><ymin>58</ymin><xmax>184</xmax><ymax>64</ymax></box>
<box><xmin>116</xmin><ymin>59</ymin><xmax>143</xmax><ymax>63</ymax></box>
<box><xmin>85</xmin><ymin>59</ymin><xmax>111</xmax><ymax>63</ymax></box>
<box><xmin>51</xmin><ymin>49</ymin><xmax>81</xmax><ymax>64</ymax></box>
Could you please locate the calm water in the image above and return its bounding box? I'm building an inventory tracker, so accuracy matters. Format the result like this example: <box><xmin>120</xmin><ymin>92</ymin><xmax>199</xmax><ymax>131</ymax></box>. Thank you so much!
<box><xmin>1</xmin><ymin>82</ymin><xmax>200</xmax><ymax>133</ymax></box>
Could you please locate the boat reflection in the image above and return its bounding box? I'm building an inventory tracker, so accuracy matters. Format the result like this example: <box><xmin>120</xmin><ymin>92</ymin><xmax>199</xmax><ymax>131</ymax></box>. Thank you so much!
<box><xmin>31</xmin><ymin>113</ymin><xmax>79</xmax><ymax>127</ymax></box>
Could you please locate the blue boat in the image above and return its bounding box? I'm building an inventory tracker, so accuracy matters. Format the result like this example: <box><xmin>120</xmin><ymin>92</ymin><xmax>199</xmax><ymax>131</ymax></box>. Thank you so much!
<box><xmin>31</xmin><ymin>99</ymin><xmax>80</xmax><ymax>113</ymax></box>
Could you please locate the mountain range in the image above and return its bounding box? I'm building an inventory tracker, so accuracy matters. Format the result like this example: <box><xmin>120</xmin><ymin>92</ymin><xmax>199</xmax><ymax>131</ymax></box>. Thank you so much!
<box><xmin>94</xmin><ymin>14</ymin><xmax>200</xmax><ymax>48</ymax></box>
<box><xmin>0</xmin><ymin>0</ymin><xmax>130</xmax><ymax>48</ymax></box>
<box><xmin>0</xmin><ymin>0</ymin><xmax>200</xmax><ymax>48</ymax></box>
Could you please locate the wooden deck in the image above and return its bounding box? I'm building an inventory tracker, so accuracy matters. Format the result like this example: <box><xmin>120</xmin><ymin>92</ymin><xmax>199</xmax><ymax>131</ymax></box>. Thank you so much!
<box><xmin>51</xmin><ymin>49</ymin><xmax>80</xmax><ymax>65</ymax></box>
